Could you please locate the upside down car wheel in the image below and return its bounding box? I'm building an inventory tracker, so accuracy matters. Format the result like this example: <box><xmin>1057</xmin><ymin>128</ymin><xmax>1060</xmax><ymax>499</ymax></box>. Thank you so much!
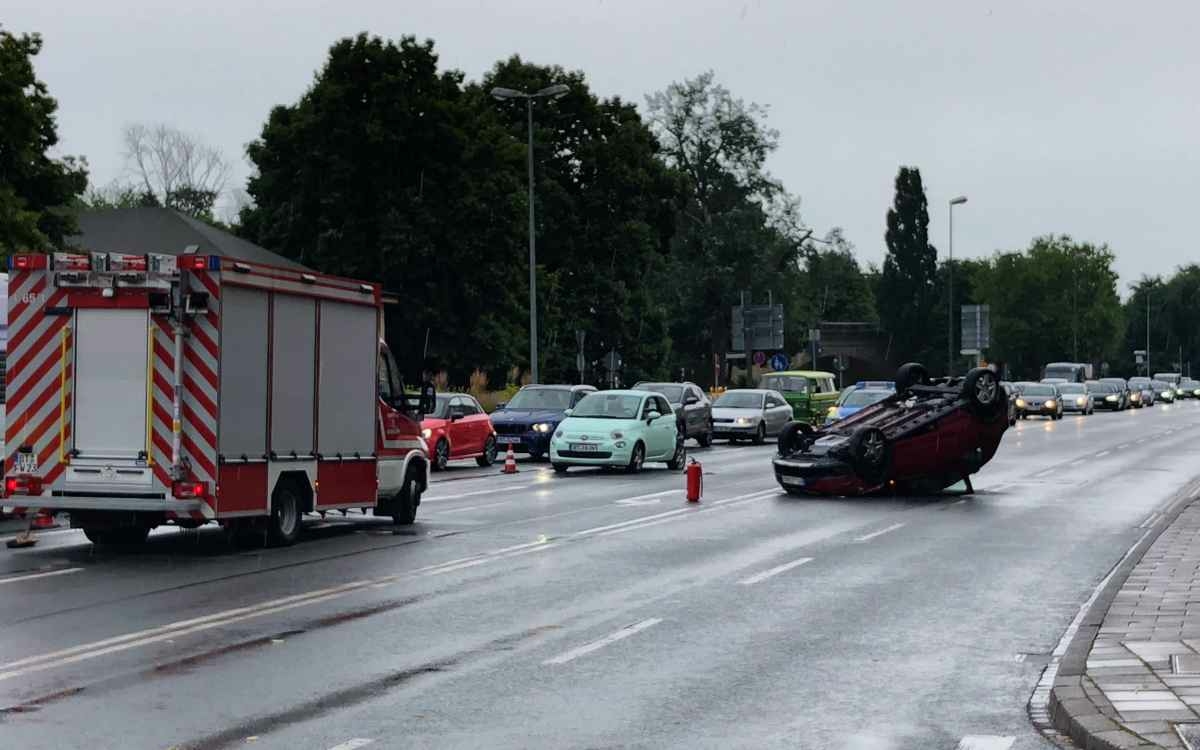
<box><xmin>895</xmin><ymin>362</ymin><xmax>929</xmax><ymax>395</ymax></box>
<box><xmin>848</xmin><ymin>426</ymin><xmax>890</xmax><ymax>484</ymax></box>
<box><xmin>962</xmin><ymin>367</ymin><xmax>1004</xmax><ymax>418</ymax></box>
<box><xmin>778</xmin><ymin>421</ymin><xmax>815</xmax><ymax>456</ymax></box>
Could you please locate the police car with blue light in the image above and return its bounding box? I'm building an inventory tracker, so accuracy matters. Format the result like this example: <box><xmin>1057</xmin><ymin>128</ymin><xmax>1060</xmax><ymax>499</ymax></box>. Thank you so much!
<box><xmin>824</xmin><ymin>381</ymin><xmax>897</xmax><ymax>425</ymax></box>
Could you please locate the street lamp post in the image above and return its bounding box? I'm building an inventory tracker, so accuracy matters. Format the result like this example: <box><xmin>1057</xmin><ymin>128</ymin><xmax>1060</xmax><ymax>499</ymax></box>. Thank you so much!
<box><xmin>490</xmin><ymin>83</ymin><xmax>570</xmax><ymax>384</ymax></box>
<box><xmin>947</xmin><ymin>195</ymin><xmax>968</xmax><ymax>376</ymax></box>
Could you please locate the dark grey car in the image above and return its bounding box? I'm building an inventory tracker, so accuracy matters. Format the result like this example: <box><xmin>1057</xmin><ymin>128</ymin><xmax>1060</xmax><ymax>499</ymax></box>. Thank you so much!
<box><xmin>1098</xmin><ymin>377</ymin><xmax>1131</xmax><ymax>409</ymax></box>
<box><xmin>632</xmin><ymin>381</ymin><xmax>713</xmax><ymax>446</ymax></box>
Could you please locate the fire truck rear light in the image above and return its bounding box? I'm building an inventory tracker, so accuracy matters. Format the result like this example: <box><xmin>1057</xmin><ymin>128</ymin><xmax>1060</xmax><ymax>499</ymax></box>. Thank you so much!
<box><xmin>172</xmin><ymin>481</ymin><xmax>208</xmax><ymax>500</ymax></box>
<box><xmin>11</xmin><ymin>254</ymin><xmax>48</xmax><ymax>270</ymax></box>
<box><xmin>186</xmin><ymin>255</ymin><xmax>209</xmax><ymax>270</ymax></box>
<box><xmin>53</xmin><ymin>253</ymin><xmax>91</xmax><ymax>271</ymax></box>
<box><xmin>5</xmin><ymin>476</ymin><xmax>43</xmax><ymax>497</ymax></box>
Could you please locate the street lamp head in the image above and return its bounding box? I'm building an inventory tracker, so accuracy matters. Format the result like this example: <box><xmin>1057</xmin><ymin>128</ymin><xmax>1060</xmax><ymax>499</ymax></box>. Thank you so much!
<box><xmin>949</xmin><ymin>195</ymin><xmax>968</xmax><ymax>206</ymax></box>
<box><xmin>490</xmin><ymin>87</ymin><xmax>528</xmax><ymax>101</ymax></box>
<box><xmin>535</xmin><ymin>83</ymin><xmax>570</xmax><ymax>100</ymax></box>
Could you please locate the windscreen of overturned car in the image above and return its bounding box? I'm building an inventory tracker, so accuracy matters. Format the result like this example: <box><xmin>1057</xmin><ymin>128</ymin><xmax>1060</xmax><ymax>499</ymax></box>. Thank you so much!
<box><xmin>506</xmin><ymin>387</ymin><xmax>572</xmax><ymax>410</ymax></box>
<box><xmin>714</xmin><ymin>391</ymin><xmax>764</xmax><ymax>409</ymax></box>
<box><xmin>571</xmin><ymin>393</ymin><xmax>643</xmax><ymax>419</ymax></box>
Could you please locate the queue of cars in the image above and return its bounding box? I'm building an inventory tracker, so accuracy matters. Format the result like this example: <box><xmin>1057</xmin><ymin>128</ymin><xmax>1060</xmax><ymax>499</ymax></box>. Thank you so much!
<box><xmin>1006</xmin><ymin>372</ymin><xmax>1200</xmax><ymax>420</ymax></box>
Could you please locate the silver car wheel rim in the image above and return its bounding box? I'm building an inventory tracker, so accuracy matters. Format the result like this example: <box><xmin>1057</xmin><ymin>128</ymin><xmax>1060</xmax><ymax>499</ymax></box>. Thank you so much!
<box><xmin>863</xmin><ymin>432</ymin><xmax>884</xmax><ymax>463</ymax></box>
<box><xmin>976</xmin><ymin>374</ymin><xmax>997</xmax><ymax>404</ymax></box>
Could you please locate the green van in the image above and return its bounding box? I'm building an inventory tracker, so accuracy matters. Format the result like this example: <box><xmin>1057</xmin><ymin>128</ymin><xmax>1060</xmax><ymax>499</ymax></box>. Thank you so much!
<box><xmin>758</xmin><ymin>370</ymin><xmax>840</xmax><ymax>425</ymax></box>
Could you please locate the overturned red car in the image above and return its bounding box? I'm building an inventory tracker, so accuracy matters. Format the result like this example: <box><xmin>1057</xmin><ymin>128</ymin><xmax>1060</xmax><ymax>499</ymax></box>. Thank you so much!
<box><xmin>773</xmin><ymin>364</ymin><xmax>1008</xmax><ymax>496</ymax></box>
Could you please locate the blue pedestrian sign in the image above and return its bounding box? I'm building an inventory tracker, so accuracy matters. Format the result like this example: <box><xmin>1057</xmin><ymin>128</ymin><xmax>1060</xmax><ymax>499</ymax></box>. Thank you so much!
<box><xmin>769</xmin><ymin>353</ymin><xmax>788</xmax><ymax>371</ymax></box>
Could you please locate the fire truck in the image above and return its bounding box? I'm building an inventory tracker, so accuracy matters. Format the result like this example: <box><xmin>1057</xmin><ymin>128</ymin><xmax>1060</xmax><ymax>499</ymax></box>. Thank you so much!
<box><xmin>2</xmin><ymin>251</ymin><xmax>432</xmax><ymax>546</ymax></box>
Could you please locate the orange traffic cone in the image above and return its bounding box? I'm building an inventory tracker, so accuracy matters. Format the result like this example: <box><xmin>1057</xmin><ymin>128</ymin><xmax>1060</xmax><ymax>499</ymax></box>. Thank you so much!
<box><xmin>501</xmin><ymin>444</ymin><xmax>519</xmax><ymax>474</ymax></box>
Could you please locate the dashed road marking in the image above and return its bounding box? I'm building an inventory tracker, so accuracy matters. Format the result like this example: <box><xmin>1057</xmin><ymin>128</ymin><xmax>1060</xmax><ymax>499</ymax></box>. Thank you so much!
<box><xmin>854</xmin><ymin>522</ymin><xmax>905</xmax><ymax>543</ymax></box>
<box><xmin>738</xmin><ymin>557</ymin><xmax>813</xmax><ymax>585</ymax></box>
<box><xmin>543</xmin><ymin>618</ymin><xmax>663</xmax><ymax>665</ymax></box>
<box><xmin>956</xmin><ymin>736</ymin><xmax>1014</xmax><ymax>750</ymax></box>
<box><xmin>1095</xmin><ymin>450</ymin><xmax>1110</xmax><ymax>458</ymax></box>
<box><xmin>327</xmin><ymin>739</ymin><xmax>374</xmax><ymax>750</ymax></box>
<box><xmin>423</xmin><ymin>484</ymin><xmax>533</xmax><ymax>502</ymax></box>
<box><xmin>0</xmin><ymin>567</ymin><xmax>82</xmax><ymax>585</ymax></box>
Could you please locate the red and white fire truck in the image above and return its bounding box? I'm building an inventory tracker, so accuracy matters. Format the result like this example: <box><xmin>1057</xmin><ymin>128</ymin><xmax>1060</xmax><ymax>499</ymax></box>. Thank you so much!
<box><xmin>2</xmin><ymin>251</ymin><xmax>431</xmax><ymax>545</ymax></box>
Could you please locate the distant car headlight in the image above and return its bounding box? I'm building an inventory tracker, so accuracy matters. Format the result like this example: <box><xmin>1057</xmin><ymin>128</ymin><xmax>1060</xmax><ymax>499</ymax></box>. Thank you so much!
<box><xmin>610</xmin><ymin>430</ymin><xmax>624</xmax><ymax>439</ymax></box>
<box><xmin>1045</xmin><ymin>399</ymin><xmax>1056</xmax><ymax>409</ymax></box>
<box><xmin>1131</xmin><ymin>392</ymin><xmax>1140</xmax><ymax>401</ymax></box>
<box><xmin>1015</xmin><ymin>398</ymin><xmax>1026</xmax><ymax>408</ymax></box>
<box><xmin>1193</xmin><ymin>389</ymin><xmax>1200</xmax><ymax>397</ymax></box>
<box><xmin>826</xmin><ymin>406</ymin><xmax>838</xmax><ymax>417</ymax></box>
<box><xmin>532</xmin><ymin>422</ymin><xmax>553</xmax><ymax>433</ymax></box>
<box><xmin>735</xmin><ymin>417</ymin><xmax>751</xmax><ymax>425</ymax></box>
<box><xmin>421</xmin><ymin>428</ymin><xmax>432</xmax><ymax>439</ymax></box>
<box><xmin>1163</xmin><ymin>391</ymin><xmax>1172</xmax><ymax>398</ymax></box>
<box><xmin>1105</xmin><ymin>395</ymin><xmax>1117</xmax><ymax>402</ymax></box>
<box><xmin>1076</xmin><ymin>397</ymin><xmax>1085</xmax><ymax>406</ymax></box>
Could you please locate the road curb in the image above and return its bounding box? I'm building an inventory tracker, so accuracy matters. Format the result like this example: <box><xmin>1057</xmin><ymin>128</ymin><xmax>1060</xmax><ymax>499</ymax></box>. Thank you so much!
<box><xmin>1048</xmin><ymin>479</ymin><xmax>1200</xmax><ymax>750</ymax></box>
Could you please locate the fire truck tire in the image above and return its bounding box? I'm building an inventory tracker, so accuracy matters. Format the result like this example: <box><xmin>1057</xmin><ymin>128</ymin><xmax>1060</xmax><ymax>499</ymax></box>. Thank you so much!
<box><xmin>392</xmin><ymin>475</ymin><xmax>421</xmax><ymax>526</ymax></box>
<box><xmin>476</xmin><ymin>436</ymin><xmax>498</xmax><ymax>467</ymax></box>
<box><xmin>83</xmin><ymin>525</ymin><xmax>150</xmax><ymax>546</ymax></box>
<box><xmin>267</xmin><ymin>485</ymin><xmax>302</xmax><ymax>547</ymax></box>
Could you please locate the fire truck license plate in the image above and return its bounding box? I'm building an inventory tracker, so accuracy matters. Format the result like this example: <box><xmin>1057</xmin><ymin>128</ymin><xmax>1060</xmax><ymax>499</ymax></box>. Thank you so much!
<box><xmin>15</xmin><ymin>453</ymin><xmax>37</xmax><ymax>474</ymax></box>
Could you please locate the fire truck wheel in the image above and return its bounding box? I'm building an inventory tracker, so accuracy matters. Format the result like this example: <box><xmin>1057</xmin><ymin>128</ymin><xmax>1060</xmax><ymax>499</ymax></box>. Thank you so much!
<box><xmin>267</xmin><ymin>486</ymin><xmax>302</xmax><ymax>546</ymax></box>
<box><xmin>83</xmin><ymin>525</ymin><xmax>150</xmax><ymax>546</ymax></box>
<box><xmin>476</xmin><ymin>436</ymin><xmax>498</xmax><ymax>467</ymax></box>
<box><xmin>392</xmin><ymin>476</ymin><xmax>420</xmax><ymax>525</ymax></box>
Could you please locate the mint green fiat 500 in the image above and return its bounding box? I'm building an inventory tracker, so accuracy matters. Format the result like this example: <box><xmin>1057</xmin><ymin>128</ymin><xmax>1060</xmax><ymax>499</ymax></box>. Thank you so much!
<box><xmin>550</xmin><ymin>390</ymin><xmax>686</xmax><ymax>473</ymax></box>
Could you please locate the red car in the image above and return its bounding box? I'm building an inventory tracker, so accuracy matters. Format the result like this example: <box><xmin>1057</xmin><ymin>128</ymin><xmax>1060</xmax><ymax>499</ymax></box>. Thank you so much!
<box><xmin>773</xmin><ymin>364</ymin><xmax>1008</xmax><ymax>496</ymax></box>
<box><xmin>422</xmin><ymin>394</ymin><xmax>498</xmax><ymax>470</ymax></box>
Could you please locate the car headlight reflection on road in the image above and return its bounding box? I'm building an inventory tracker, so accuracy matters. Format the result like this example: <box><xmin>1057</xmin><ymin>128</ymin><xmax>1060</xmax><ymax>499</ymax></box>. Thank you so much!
<box><xmin>1076</xmin><ymin>397</ymin><xmax>1085</xmax><ymax>406</ymax></box>
<box><xmin>1016</xmin><ymin>398</ymin><xmax>1026</xmax><ymax>408</ymax></box>
<box><xmin>532</xmin><ymin>423</ymin><xmax>553</xmax><ymax>433</ymax></box>
<box><xmin>421</xmin><ymin>428</ymin><xmax>432</xmax><ymax>439</ymax></box>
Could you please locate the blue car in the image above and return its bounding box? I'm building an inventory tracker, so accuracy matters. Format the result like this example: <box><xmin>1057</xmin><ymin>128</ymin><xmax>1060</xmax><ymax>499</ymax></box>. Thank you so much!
<box><xmin>824</xmin><ymin>381</ymin><xmax>896</xmax><ymax>425</ymax></box>
<box><xmin>490</xmin><ymin>384</ymin><xmax>597</xmax><ymax>459</ymax></box>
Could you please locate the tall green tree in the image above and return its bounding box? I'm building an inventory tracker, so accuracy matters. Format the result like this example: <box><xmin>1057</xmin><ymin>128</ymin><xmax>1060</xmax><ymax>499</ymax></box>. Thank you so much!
<box><xmin>0</xmin><ymin>28</ymin><xmax>88</xmax><ymax>254</ymax></box>
<box><xmin>877</xmin><ymin>166</ymin><xmax>937</xmax><ymax>365</ymax></box>
<box><xmin>799</xmin><ymin>228</ymin><xmax>876</xmax><ymax>323</ymax></box>
<box><xmin>646</xmin><ymin>71</ymin><xmax>807</xmax><ymax>383</ymax></box>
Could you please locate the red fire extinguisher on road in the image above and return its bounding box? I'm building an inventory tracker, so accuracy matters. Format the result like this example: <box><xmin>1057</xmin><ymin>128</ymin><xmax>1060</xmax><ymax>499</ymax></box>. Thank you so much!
<box><xmin>686</xmin><ymin>458</ymin><xmax>703</xmax><ymax>503</ymax></box>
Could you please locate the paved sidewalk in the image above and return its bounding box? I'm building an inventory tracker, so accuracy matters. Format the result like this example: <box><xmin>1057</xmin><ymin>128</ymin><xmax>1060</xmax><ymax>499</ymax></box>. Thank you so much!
<box><xmin>1052</xmin><ymin>500</ymin><xmax>1200</xmax><ymax>749</ymax></box>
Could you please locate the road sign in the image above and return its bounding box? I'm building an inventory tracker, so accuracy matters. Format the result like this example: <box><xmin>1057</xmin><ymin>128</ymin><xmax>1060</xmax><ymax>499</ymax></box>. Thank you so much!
<box><xmin>753</xmin><ymin>351</ymin><xmax>766</xmax><ymax>366</ymax></box>
<box><xmin>961</xmin><ymin>304</ymin><xmax>990</xmax><ymax>350</ymax></box>
<box><xmin>732</xmin><ymin>304</ymin><xmax>784</xmax><ymax>351</ymax></box>
<box><xmin>605</xmin><ymin>349</ymin><xmax>622</xmax><ymax>372</ymax></box>
<box><xmin>770</xmin><ymin>353</ymin><xmax>788</xmax><ymax>371</ymax></box>
<box><xmin>1134</xmin><ymin>349</ymin><xmax>1146</xmax><ymax>364</ymax></box>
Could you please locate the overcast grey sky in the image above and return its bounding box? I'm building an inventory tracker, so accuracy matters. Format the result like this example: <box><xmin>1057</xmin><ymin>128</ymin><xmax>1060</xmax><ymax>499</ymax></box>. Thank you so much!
<box><xmin>8</xmin><ymin>1</ymin><xmax>1198</xmax><ymax>290</ymax></box>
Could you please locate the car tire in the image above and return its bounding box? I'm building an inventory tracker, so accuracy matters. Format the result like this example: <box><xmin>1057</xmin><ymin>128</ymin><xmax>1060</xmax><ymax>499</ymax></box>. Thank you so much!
<box><xmin>962</xmin><ymin>368</ymin><xmax>1002</xmax><ymax>415</ymax></box>
<box><xmin>895</xmin><ymin>362</ymin><xmax>929</xmax><ymax>394</ymax></box>
<box><xmin>552</xmin><ymin>463</ymin><xmax>569</xmax><ymax>474</ymax></box>
<box><xmin>391</xmin><ymin>474</ymin><xmax>420</xmax><ymax>526</ymax></box>
<box><xmin>752</xmin><ymin>423</ymin><xmax>766</xmax><ymax>445</ymax></box>
<box><xmin>432</xmin><ymin>439</ymin><xmax>450</xmax><ymax>471</ymax></box>
<box><xmin>696</xmin><ymin>429</ymin><xmax>712</xmax><ymax>448</ymax></box>
<box><xmin>778</xmin><ymin>422</ymin><xmax>814</xmax><ymax>457</ymax></box>
<box><xmin>848</xmin><ymin>427</ymin><xmax>890</xmax><ymax>484</ymax></box>
<box><xmin>626</xmin><ymin>442</ymin><xmax>645</xmax><ymax>474</ymax></box>
<box><xmin>476</xmin><ymin>436</ymin><xmax>498</xmax><ymax>467</ymax></box>
<box><xmin>666</xmin><ymin>440</ymin><xmax>686</xmax><ymax>471</ymax></box>
<box><xmin>267</xmin><ymin>484</ymin><xmax>302</xmax><ymax>546</ymax></box>
<box><xmin>528</xmin><ymin>449</ymin><xmax>544</xmax><ymax>461</ymax></box>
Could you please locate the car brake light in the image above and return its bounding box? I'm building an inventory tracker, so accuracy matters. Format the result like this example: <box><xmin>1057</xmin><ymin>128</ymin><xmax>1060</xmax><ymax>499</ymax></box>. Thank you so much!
<box><xmin>172</xmin><ymin>480</ymin><xmax>208</xmax><ymax>499</ymax></box>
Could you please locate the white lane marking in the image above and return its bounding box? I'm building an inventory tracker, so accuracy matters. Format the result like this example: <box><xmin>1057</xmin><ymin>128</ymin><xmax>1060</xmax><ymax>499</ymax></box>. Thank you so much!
<box><xmin>956</xmin><ymin>737</ymin><xmax>1014</xmax><ymax>750</ymax></box>
<box><xmin>952</xmin><ymin>499</ymin><xmax>968</xmax><ymax>506</ymax></box>
<box><xmin>854</xmin><ymin>522</ymin><xmax>906</xmax><ymax>543</ymax></box>
<box><xmin>738</xmin><ymin>557</ymin><xmax>812</xmax><ymax>585</ymax></box>
<box><xmin>1070</xmin><ymin>459</ymin><xmax>1085</xmax><ymax>466</ymax></box>
<box><xmin>430</xmin><ymin>501</ymin><xmax>513</xmax><ymax>515</ymax></box>
<box><xmin>580</xmin><ymin>488</ymin><xmax>777</xmax><ymax>538</ymax></box>
<box><xmin>0</xmin><ymin>567</ymin><xmax>83</xmax><ymax>585</ymax></box>
<box><xmin>328</xmin><ymin>740</ymin><xmax>374</xmax><ymax>750</ymax></box>
<box><xmin>423</xmin><ymin>484</ymin><xmax>532</xmax><ymax>502</ymax></box>
<box><xmin>1014</xmin><ymin>653</ymin><xmax>1026</xmax><ymax>663</ymax></box>
<box><xmin>1033</xmin><ymin>468</ymin><xmax>1054</xmax><ymax>478</ymax></box>
<box><xmin>543</xmin><ymin>618</ymin><xmax>663</xmax><ymax>665</ymax></box>
<box><xmin>1095</xmin><ymin>450</ymin><xmax>1110</xmax><ymax>458</ymax></box>
<box><xmin>615</xmin><ymin>490</ymin><xmax>679</xmax><ymax>506</ymax></box>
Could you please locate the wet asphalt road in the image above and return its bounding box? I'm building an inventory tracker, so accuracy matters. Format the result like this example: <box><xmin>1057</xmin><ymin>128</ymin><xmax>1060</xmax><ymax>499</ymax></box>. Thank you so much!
<box><xmin>5</xmin><ymin>404</ymin><xmax>1200</xmax><ymax>749</ymax></box>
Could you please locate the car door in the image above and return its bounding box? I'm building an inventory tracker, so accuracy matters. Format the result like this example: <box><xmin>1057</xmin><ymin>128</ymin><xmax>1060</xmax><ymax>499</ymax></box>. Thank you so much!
<box><xmin>684</xmin><ymin>385</ymin><xmax>703</xmax><ymax>435</ymax></box>
<box><xmin>765</xmin><ymin>392</ymin><xmax>788</xmax><ymax>434</ymax></box>
<box><xmin>447</xmin><ymin>396</ymin><xmax>475</xmax><ymax>457</ymax></box>
<box><xmin>654</xmin><ymin>395</ymin><xmax>678</xmax><ymax>457</ymax></box>
<box><xmin>463</xmin><ymin>396</ymin><xmax>490</xmax><ymax>453</ymax></box>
